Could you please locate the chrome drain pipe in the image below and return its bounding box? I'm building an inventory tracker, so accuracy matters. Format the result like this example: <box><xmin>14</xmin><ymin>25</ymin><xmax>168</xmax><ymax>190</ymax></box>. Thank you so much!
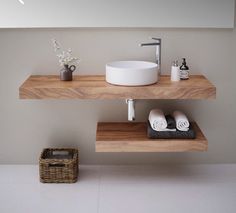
<box><xmin>126</xmin><ymin>99</ymin><xmax>135</xmax><ymax>121</ymax></box>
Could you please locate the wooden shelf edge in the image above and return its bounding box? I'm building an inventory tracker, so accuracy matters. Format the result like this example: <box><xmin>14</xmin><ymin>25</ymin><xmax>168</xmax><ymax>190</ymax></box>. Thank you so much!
<box><xmin>96</xmin><ymin>122</ymin><xmax>208</xmax><ymax>152</ymax></box>
<box><xmin>19</xmin><ymin>75</ymin><xmax>216</xmax><ymax>100</ymax></box>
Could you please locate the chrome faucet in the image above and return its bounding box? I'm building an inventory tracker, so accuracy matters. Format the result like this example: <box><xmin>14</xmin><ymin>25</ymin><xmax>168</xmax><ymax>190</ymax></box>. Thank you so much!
<box><xmin>140</xmin><ymin>38</ymin><xmax>161</xmax><ymax>75</ymax></box>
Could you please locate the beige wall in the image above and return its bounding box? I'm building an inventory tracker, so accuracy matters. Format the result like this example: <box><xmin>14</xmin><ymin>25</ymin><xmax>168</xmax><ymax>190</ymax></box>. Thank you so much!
<box><xmin>1</xmin><ymin>0</ymin><xmax>234</xmax><ymax>28</ymax></box>
<box><xmin>0</xmin><ymin>24</ymin><xmax>236</xmax><ymax>164</ymax></box>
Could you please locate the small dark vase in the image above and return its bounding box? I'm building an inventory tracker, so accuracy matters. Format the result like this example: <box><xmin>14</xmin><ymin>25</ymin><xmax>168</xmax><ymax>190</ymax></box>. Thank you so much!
<box><xmin>60</xmin><ymin>64</ymin><xmax>76</xmax><ymax>81</ymax></box>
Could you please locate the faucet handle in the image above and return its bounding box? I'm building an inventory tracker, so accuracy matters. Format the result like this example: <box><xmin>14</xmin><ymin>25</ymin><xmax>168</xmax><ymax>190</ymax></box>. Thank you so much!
<box><xmin>151</xmin><ymin>37</ymin><xmax>161</xmax><ymax>43</ymax></box>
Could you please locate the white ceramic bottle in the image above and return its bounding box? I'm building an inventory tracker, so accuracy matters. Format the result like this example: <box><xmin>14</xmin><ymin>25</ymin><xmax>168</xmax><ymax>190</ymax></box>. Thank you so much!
<box><xmin>171</xmin><ymin>60</ymin><xmax>180</xmax><ymax>82</ymax></box>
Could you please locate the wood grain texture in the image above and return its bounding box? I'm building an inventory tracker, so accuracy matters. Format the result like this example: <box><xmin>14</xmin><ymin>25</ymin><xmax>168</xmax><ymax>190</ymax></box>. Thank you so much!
<box><xmin>19</xmin><ymin>75</ymin><xmax>216</xmax><ymax>100</ymax></box>
<box><xmin>96</xmin><ymin>122</ymin><xmax>208</xmax><ymax>152</ymax></box>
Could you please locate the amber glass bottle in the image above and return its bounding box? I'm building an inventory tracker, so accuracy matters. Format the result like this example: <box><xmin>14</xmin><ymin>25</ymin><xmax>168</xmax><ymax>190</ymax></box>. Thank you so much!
<box><xmin>180</xmin><ymin>58</ymin><xmax>189</xmax><ymax>80</ymax></box>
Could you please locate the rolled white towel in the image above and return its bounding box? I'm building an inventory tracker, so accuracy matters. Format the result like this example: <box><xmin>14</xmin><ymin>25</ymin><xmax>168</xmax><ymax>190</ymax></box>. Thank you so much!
<box><xmin>173</xmin><ymin>110</ymin><xmax>190</xmax><ymax>131</ymax></box>
<box><xmin>148</xmin><ymin>109</ymin><xmax>167</xmax><ymax>131</ymax></box>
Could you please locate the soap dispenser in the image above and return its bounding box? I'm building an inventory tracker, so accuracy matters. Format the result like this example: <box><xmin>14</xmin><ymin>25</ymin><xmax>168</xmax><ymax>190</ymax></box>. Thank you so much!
<box><xmin>180</xmin><ymin>58</ymin><xmax>189</xmax><ymax>80</ymax></box>
<box><xmin>171</xmin><ymin>60</ymin><xmax>180</xmax><ymax>82</ymax></box>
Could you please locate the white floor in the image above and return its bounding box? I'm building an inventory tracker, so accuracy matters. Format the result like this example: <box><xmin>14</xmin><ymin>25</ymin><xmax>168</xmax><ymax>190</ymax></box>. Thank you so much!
<box><xmin>0</xmin><ymin>165</ymin><xmax>236</xmax><ymax>213</ymax></box>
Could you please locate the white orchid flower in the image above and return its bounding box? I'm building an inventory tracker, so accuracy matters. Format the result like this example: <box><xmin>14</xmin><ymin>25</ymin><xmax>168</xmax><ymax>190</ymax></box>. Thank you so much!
<box><xmin>52</xmin><ymin>38</ymin><xmax>80</xmax><ymax>67</ymax></box>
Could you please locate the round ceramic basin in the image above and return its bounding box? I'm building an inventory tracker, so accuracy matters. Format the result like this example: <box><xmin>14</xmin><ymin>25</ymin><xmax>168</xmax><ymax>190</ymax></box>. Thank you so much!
<box><xmin>106</xmin><ymin>61</ymin><xmax>158</xmax><ymax>86</ymax></box>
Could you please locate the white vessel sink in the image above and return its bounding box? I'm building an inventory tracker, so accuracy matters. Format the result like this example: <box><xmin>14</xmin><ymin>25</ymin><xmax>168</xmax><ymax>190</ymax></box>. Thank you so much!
<box><xmin>106</xmin><ymin>61</ymin><xmax>158</xmax><ymax>86</ymax></box>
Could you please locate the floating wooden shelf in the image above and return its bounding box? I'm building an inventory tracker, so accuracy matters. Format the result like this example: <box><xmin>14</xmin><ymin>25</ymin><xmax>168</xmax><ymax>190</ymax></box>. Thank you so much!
<box><xmin>96</xmin><ymin>122</ymin><xmax>208</xmax><ymax>152</ymax></box>
<box><xmin>19</xmin><ymin>75</ymin><xmax>216</xmax><ymax>100</ymax></box>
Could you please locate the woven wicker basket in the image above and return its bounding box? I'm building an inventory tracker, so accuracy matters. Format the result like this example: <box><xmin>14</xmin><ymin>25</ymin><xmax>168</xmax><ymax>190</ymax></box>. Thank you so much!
<box><xmin>39</xmin><ymin>148</ymin><xmax>79</xmax><ymax>183</ymax></box>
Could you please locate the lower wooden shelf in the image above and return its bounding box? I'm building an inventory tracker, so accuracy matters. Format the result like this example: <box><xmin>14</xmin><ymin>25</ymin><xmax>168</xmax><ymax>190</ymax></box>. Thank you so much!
<box><xmin>96</xmin><ymin>122</ymin><xmax>208</xmax><ymax>152</ymax></box>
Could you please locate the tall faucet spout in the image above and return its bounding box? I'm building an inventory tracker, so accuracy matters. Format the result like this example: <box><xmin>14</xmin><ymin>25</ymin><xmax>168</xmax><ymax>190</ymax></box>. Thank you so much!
<box><xmin>140</xmin><ymin>43</ymin><xmax>160</xmax><ymax>46</ymax></box>
<box><xmin>140</xmin><ymin>37</ymin><xmax>161</xmax><ymax>75</ymax></box>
